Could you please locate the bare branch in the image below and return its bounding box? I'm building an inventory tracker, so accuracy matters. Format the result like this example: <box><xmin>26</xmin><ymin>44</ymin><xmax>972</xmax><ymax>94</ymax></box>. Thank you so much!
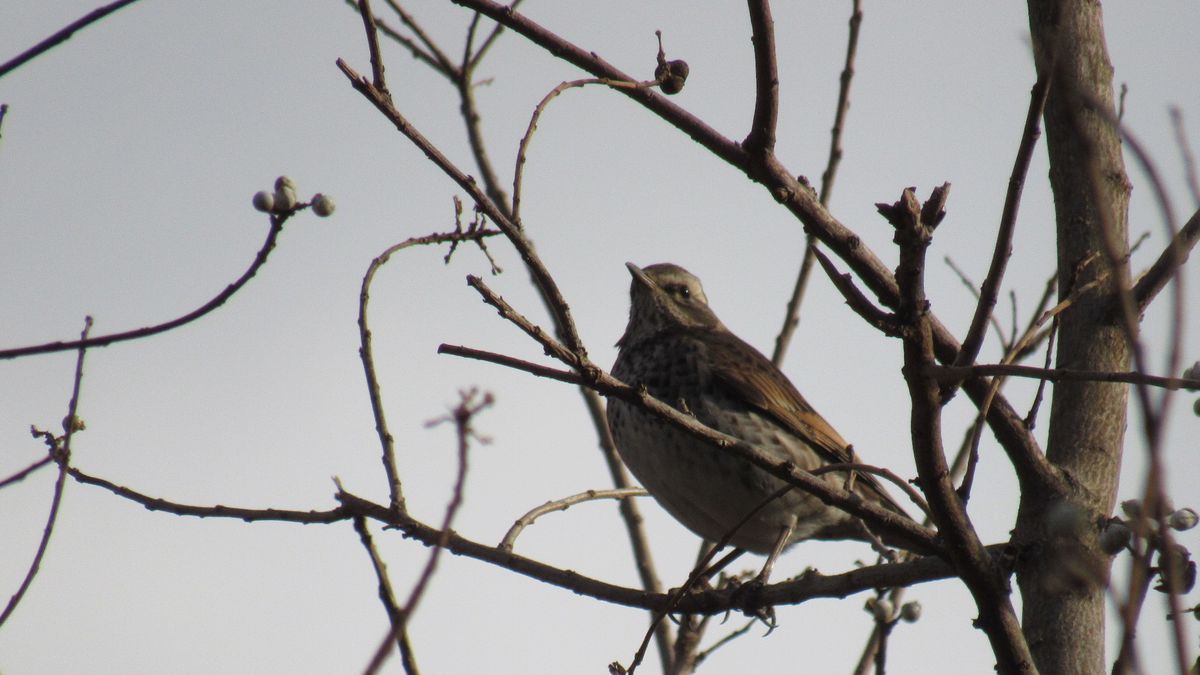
<box><xmin>0</xmin><ymin>0</ymin><xmax>144</xmax><ymax>79</ymax></box>
<box><xmin>810</xmin><ymin>246</ymin><xmax>900</xmax><ymax>336</ymax></box>
<box><xmin>954</xmin><ymin>70</ymin><xmax>1052</xmax><ymax>372</ymax></box>
<box><xmin>0</xmin><ymin>455</ymin><xmax>54</xmax><ymax>490</ymax></box>
<box><xmin>355</xmin><ymin>0</ymin><xmax>389</xmax><ymax>95</ymax></box>
<box><xmin>353</xmin><ymin>514</ymin><xmax>420</xmax><ymax>675</ymax></box>
<box><xmin>744</xmin><ymin>0</ymin><xmax>779</xmax><ymax>154</ymax></box>
<box><xmin>0</xmin><ymin>215</ymin><xmax>287</xmax><ymax>360</ymax></box>
<box><xmin>1132</xmin><ymin>207</ymin><xmax>1200</xmax><ymax>315</ymax></box>
<box><xmin>336</xmin><ymin>59</ymin><xmax>588</xmax><ymax>356</ymax></box>
<box><xmin>381</xmin><ymin>0</ymin><xmax>457</xmax><ymax>74</ymax></box>
<box><xmin>500</xmin><ymin>487</ymin><xmax>647</xmax><ymax>551</ymax></box>
<box><xmin>358</xmin><ymin>228</ymin><xmax>501</xmax><ymax>512</ymax></box>
<box><xmin>0</xmin><ymin>318</ymin><xmax>92</xmax><ymax>628</ymax></box>
<box><xmin>773</xmin><ymin>0</ymin><xmax>863</xmax><ymax>365</ymax></box>
<box><xmin>932</xmin><ymin>364</ymin><xmax>1199</xmax><ymax>391</ymax></box>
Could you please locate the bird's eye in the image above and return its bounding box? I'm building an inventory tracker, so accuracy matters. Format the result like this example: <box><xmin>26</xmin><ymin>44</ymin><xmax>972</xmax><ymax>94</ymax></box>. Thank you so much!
<box><xmin>666</xmin><ymin>284</ymin><xmax>689</xmax><ymax>298</ymax></box>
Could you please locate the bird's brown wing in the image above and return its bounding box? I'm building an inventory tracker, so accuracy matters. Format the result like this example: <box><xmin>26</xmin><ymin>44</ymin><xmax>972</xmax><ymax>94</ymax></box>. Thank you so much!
<box><xmin>703</xmin><ymin>329</ymin><xmax>909</xmax><ymax>516</ymax></box>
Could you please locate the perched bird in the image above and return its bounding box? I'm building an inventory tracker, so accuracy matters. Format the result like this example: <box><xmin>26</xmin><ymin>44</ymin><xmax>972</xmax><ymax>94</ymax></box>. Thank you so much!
<box><xmin>608</xmin><ymin>262</ymin><xmax>927</xmax><ymax>581</ymax></box>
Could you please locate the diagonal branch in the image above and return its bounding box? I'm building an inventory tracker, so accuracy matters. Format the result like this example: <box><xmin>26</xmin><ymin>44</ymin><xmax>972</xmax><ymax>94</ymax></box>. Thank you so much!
<box><xmin>954</xmin><ymin>70</ymin><xmax>1052</xmax><ymax>371</ymax></box>
<box><xmin>1131</xmin><ymin>206</ymin><xmax>1200</xmax><ymax>314</ymax></box>
<box><xmin>772</xmin><ymin>0</ymin><xmax>863</xmax><ymax>365</ymax></box>
<box><xmin>0</xmin><ymin>0</ymin><xmax>144</xmax><ymax>79</ymax></box>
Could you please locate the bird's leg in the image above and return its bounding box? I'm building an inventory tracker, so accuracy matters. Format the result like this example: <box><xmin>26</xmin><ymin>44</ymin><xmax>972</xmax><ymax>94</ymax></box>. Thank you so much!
<box><xmin>754</xmin><ymin>516</ymin><xmax>798</xmax><ymax>586</ymax></box>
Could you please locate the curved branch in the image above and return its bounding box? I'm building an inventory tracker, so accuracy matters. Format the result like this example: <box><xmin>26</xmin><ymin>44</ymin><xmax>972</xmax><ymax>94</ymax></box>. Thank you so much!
<box><xmin>499</xmin><ymin>487</ymin><xmax>648</xmax><ymax>551</ymax></box>
<box><xmin>0</xmin><ymin>215</ymin><xmax>287</xmax><ymax>361</ymax></box>
<box><xmin>744</xmin><ymin>0</ymin><xmax>779</xmax><ymax>154</ymax></box>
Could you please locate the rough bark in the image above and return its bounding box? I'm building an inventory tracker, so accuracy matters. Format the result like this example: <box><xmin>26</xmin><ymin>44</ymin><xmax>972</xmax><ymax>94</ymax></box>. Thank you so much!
<box><xmin>1018</xmin><ymin>2</ymin><xmax>1133</xmax><ymax>673</ymax></box>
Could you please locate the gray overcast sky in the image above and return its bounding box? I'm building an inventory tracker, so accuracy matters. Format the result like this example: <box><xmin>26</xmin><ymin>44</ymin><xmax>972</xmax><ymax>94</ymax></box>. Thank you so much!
<box><xmin>2</xmin><ymin>2</ymin><xmax>1198</xmax><ymax>673</ymax></box>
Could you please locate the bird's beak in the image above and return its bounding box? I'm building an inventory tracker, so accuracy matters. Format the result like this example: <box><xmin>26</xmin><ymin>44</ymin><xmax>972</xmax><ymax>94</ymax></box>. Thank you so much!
<box><xmin>625</xmin><ymin>262</ymin><xmax>655</xmax><ymax>289</ymax></box>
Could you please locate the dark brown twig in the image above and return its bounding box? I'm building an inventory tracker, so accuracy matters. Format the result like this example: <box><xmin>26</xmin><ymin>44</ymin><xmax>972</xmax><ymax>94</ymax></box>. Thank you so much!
<box><xmin>1131</xmin><ymin>207</ymin><xmax>1200</xmax><ymax>316</ymax></box>
<box><xmin>356</xmin><ymin>0</ymin><xmax>389</xmax><ymax>96</ymax></box>
<box><xmin>353</xmin><ymin>514</ymin><xmax>420</xmax><ymax>675</ymax></box>
<box><xmin>931</xmin><ymin>364</ymin><xmax>1199</xmax><ymax>391</ymax></box>
<box><xmin>364</xmin><ymin>390</ymin><xmax>492</xmax><ymax>674</ymax></box>
<box><xmin>0</xmin><ymin>317</ymin><xmax>92</xmax><ymax>629</ymax></box>
<box><xmin>0</xmin><ymin>215</ymin><xmax>287</xmax><ymax>361</ymax></box>
<box><xmin>809</xmin><ymin>246</ymin><xmax>900</xmax><ymax>336</ymax></box>
<box><xmin>944</xmin><ymin>257</ymin><xmax>1011</xmax><ymax>352</ymax></box>
<box><xmin>0</xmin><ymin>0</ymin><xmax>143</xmax><ymax>79</ymax></box>
<box><xmin>499</xmin><ymin>487</ymin><xmax>648</xmax><ymax>551</ymax></box>
<box><xmin>744</xmin><ymin>0</ymin><xmax>779</xmax><ymax>155</ymax></box>
<box><xmin>382</xmin><ymin>0</ymin><xmax>456</xmax><ymax>74</ymax></box>
<box><xmin>953</xmin><ymin>70</ymin><xmax>1052</xmax><ymax>374</ymax></box>
<box><xmin>0</xmin><ymin>455</ymin><xmax>53</xmax><ymax>490</ymax></box>
<box><xmin>772</xmin><ymin>0</ymin><xmax>863</xmax><ymax>365</ymax></box>
<box><xmin>358</xmin><ymin>228</ymin><xmax>501</xmax><ymax>513</ymax></box>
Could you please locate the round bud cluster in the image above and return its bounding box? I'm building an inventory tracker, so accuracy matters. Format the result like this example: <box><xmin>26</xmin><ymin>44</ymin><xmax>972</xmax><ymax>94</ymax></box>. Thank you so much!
<box><xmin>250</xmin><ymin>176</ymin><xmax>334</xmax><ymax>218</ymax></box>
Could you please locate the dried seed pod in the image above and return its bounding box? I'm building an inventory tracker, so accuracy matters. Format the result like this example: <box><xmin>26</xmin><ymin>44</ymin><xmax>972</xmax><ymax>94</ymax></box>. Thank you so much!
<box><xmin>655</xmin><ymin>59</ymin><xmax>689</xmax><ymax>94</ymax></box>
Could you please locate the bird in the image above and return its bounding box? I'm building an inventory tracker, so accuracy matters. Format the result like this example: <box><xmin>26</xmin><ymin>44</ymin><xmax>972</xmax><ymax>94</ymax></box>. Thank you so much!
<box><xmin>607</xmin><ymin>262</ymin><xmax>929</xmax><ymax>583</ymax></box>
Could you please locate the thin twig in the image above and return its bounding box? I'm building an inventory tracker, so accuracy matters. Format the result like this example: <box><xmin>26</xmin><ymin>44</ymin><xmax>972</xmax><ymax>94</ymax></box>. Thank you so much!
<box><xmin>336</xmin><ymin>59</ymin><xmax>587</xmax><ymax>355</ymax></box>
<box><xmin>0</xmin><ymin>317</ymin><xmax>92</xmax><ymax>628</ymax></box>
<box><xmin>811</xmin><ymin>462</ymin><xmax>931</xmax><ymax>518</ymax></box>
<box><xmin>0</xmin><ymin>0</ymin><xmax>144</xmax><ymax>79</ymax></box>
<box><xmin>0</xmin><ymin>455</ymin><xmax>54</xmax><ymax>490</ymax></box>
<box><xmin>364</xmin><ymin>390</ymin><xmax>492</xmax><ymax>674</ymax></box>
<box><xmin>1168</xmin><ymin>108</ymin><xmax>1200</xmax><ymax>206</ymax></box>
<box><xmin>342</xmin><ymin>0</ymin><xmax>447</xmax><ymax>76</ymax></box>
<box><xmin>954</xmin><ymin>70</ymin><xmax>1052</xmax><ymax>373</ymax></box>
<box><xmin>772</xmin><ymin>0</ymin><xmax>862</xmax><ymax>365</ymax></box>
<box><xmin>809</xmin><ymin>247</ymin><xmax>900</xmax><ymax>336</ymax></box>
<box><xmin>512</xmin><ymin>76</ymin><xmax>649</xmax><ymax>223</ymax></box>
<box><xmin>931</xmin><ymin>364</ymin><xmax>1199</xmax><ymax>391</ymax></box>
<box><xmin>944</xmin><ymin>256</ymin><xmax>1011</xmax><ymax>352</ymax></box>
<box><xmin>382</xmin><ymin>0</ymin><xmax>457</xmax><ymax>74</ymax></box>
<box><xmin>466</xmin><ymin>0</ymin><xmax>524</xmax><ymax>69</ymax></box>
<box><xmin>353</xmin><ymin>514</ymin><xmax>420</xmax><ymax>675</ymax></box>
<box><xmin>358</xmin><ymin>228</ymin><xmax>501</xmax><ymax>512</ymax></box>
<box><xmin>1132</xmin><ymin>207</ymin><xmax>1200</xmax><ymax>315</ymax></box>
<box><xmin>356</xmin><ymin>0</ymin><xmax>389</xmax><ymax>96</ymax></box>
<box><xmin>0</xmin><ymin>215</ymin><xmax>287</xmax><ymax>360</ymax></box>
<box><xmin>499</xmin><ymin>487</ymin><xmax>647</xmax><ymax>551</ymax></box>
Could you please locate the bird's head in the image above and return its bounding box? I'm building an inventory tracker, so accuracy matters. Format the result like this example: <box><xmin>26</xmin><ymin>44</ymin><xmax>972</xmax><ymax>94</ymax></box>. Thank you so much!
<box><xmin>618</xmin><ymin>262</ymin><xmax>723</xmax><ymax>346</ymax></box>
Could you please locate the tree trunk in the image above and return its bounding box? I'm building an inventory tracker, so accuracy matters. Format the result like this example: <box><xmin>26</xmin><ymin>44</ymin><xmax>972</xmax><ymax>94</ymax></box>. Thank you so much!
<box><xmin>1018</xmin><ymin>2</ymin><xmax>1133</xmax><ymax>673</ymax></box>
